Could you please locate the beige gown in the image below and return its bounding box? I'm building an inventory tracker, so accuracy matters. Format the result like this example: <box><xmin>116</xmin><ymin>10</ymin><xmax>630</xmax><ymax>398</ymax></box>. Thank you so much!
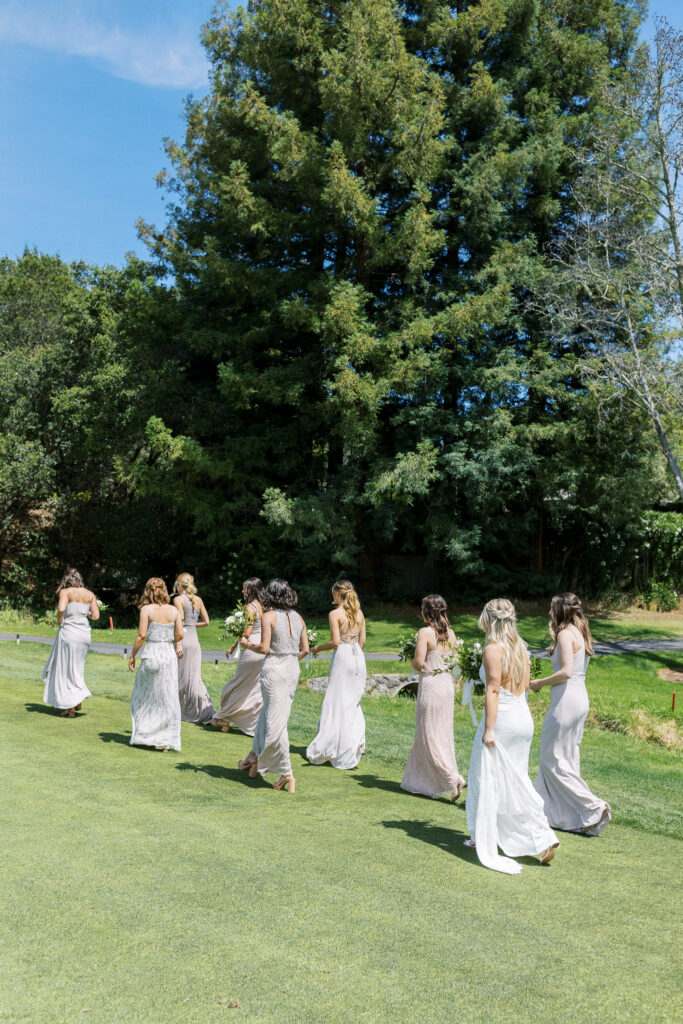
<box><xmin>534</xmin><ymin>641</ymin><xmax>610</xmax><ymax>835</ymax></box>
<box><xmin>401</xmin><ymin>642</ymin><xmax>465</xmax><ymax>798</ymax></box>
<box><xmin>252</xmin><ymin>610</ymin><xmax>302</xmax><ymax>776</ymax></box>
<box><xmin>212</xmin><ymin>602</ymin><xmax>264</xmax><ymax>735</ymax></box>
<box><xmin>177</xmin><ymin>595</ymin><xmax>214</xmax><ymax>724</ymax></box>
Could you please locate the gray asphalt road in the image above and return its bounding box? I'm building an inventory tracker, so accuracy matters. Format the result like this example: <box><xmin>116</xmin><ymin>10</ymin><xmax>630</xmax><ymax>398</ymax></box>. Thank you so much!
<box><xmin>2</xmin><ymin>632</ymin><xmax>682</xmax><ymax>662</ymax></box>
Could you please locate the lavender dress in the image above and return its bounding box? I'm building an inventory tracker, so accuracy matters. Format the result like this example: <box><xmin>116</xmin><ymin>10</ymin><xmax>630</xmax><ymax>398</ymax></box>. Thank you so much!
<box><xmin>177</xmin><ymin>595</ymin><xmax>214</xmax><ymax>724</ymax></box>
<box><xmin>400</xmin><ymin>642</ymin><xmax>465</xmax><ymax>798</ymax></box>
<box><xmin>534</xmin><ymin>641</ymin><xmax>610</xmax><ymax>835</ymax></box>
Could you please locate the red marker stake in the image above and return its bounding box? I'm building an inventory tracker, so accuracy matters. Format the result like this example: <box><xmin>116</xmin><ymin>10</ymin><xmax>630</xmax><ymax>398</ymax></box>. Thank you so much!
<box><xmin>109</xmin><ymin>616</ymin><xmax>114</xmax><ymax>632</ymax></box>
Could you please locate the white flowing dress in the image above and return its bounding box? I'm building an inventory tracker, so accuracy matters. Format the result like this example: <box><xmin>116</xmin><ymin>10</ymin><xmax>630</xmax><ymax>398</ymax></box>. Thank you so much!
<box><xmin>252</xmin><ymin>610</ymin><xmax>302</xmax><ymax>776</ymax></box>
<box><xmin>306</xmin><ymin>632</ymin><xmax>366</xmax><ymax>769</ymax></box>
<box><xmin>42</xmin><ymin>600</ymin><xmax>92</xmax><ymax>709</ymax></box>
<box><xmin>130</xmin><ymin>620</ymin><xmax>182</xmax><ymax>751</ymax></box>
<box><xmin>534</xmin><ymin>642</ymin><xmax>610</xmax><ymax>834</ymax></box>
<box><xmin>466</xmin><ymin>665</ymin><xmax>558</xmax><ymax>874</ymax></box>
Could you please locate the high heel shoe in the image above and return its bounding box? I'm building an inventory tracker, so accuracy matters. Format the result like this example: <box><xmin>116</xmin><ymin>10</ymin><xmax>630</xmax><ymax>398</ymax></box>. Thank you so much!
<box><xmin>60</xmin><ymin>708</ymin><xmax>75</xmax><ymax>718</ymax></box>
<box><xmin>238</xmin><ymin>755</ymin><xmax>257</xmax><ymax>771</ymax></box>
<box><xmin>450</xmin><ymin>780</ymin><xmax>467</xmax><ymax>802</ymax></box>
<box><xmin>540</xmin><ymin>844</ymin><xmax>558</xmax><ymax>864</ymax></box>
<box><xmin>274</xmin><ymin>775</ymin><xmax>295</xmax><ymax>793</ymax></box>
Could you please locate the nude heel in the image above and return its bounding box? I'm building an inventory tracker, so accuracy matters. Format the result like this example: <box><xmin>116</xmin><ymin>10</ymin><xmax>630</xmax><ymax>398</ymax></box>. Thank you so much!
<box><xmin>274</xmin><ymin>775</ymin><xmax>295</xmax><ymax>793</ymax></box>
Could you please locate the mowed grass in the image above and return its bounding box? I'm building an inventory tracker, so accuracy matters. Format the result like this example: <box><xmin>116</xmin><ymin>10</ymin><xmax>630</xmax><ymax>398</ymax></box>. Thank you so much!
<box><xmin>1</xmin><ymin>644</ymin><xmax>681</xmax><ymax>1024</ymax></box>
<box><xmin>2</xmin><ymin>603</ymin><xmax>682</xmax><ymax>653</ymax></box>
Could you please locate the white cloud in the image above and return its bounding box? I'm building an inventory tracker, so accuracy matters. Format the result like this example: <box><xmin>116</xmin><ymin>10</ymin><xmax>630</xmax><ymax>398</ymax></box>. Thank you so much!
<box><xmin>0</xmin><ymin>1</ymin><xmax>209</xmax><ymax>88</ymax></box>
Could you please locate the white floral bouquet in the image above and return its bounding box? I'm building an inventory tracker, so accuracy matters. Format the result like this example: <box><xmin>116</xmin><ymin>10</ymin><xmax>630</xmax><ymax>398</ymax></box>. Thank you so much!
<box><xmin>223</xmin><ymin>602</ymin><xmax>250</xmax><ymax>641</ymax></box>
<box><xmin>307</xmin><ymin>628</ymin><xmax>319</xmax><ymax>655</ymax></box>
<box><xmin>397</xmin><ymin>631</ymin><xmax>418</xmax><ymax>662</ymax></box>
<box><xmin>458</xmin><ymin>641</ymin><xmax>484</xmax><ymax>683</ymax></box>
<box><xmin>442</xmin><ymin>636</ymin><xmax>464</xmax><ymax>678</ymax></box>
<box><xmin>96</xmin><ymin>598</ymin><xmax>108</xmax><ymax>611</ymax></box>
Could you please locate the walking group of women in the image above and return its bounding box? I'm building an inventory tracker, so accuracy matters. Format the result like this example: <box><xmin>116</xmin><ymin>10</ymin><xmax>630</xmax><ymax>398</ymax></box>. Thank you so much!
<box><xmin>41</xmin><ymin>568</ymin><xmax>611</xmax><ymax>875</ymax></box>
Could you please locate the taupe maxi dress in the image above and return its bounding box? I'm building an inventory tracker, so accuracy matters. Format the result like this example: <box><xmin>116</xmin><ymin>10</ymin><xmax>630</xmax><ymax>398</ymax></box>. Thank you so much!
<box><xmin>251</xmin><ymin>610</ymin><xmax>302</xmax><ymax>777</ymax></box>
<box><xmin>177</xmin><ymin>595</ymin><xmax>214</xmax><ymax>723</ymax></box>
<box><xmin>534</xmin><ymin>641</ymin><xmax>611</xmax><ymax>835</ymax></box>
<box><xmin>400</xmin><ymin>638</ymin><xmax>465</xmax><ymax>798</ymax></box>
<box><xmin>42</xmin><ymin>600</ymin><xmax>93</xmax><ymax>709</ymax></box>
<box><xmin>212</xmin><ymin>602</ymin><xmax>265</xmax><ymax>735</ymax></box>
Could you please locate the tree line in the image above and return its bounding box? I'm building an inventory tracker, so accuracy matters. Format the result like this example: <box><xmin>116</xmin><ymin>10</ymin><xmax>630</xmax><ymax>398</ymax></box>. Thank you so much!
<box><xmin>1</xmin><ymin>0</ymin><xmax>681</xmax><ymax>610</ymax></box>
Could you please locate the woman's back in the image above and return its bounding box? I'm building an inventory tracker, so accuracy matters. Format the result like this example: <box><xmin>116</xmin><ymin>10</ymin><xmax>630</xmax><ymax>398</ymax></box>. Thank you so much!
<box><xmin>181</xmin><ymin>594</ymin><xmax>200</xmax><ymax>627</ymax></box>
<box><xmin>270</xmin><ymin>610</ymin><xmax>303</xmax><ymax>654</ymax></box>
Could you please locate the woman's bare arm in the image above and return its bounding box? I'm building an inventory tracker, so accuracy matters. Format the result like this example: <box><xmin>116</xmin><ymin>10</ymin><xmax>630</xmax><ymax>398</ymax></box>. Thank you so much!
<box><xmin>530</xmin><ymin>630</ymin><xmax>574</xmax><ymax>691</ymax></box>
<box><xmin>482</xmin><ymin>643</ymin><xmax>502</xmax><ymax>747</ymax></box>
<box><xmin>411</xmin><ymin>627</ymin><xmax>430</xmax><ymax>673</ymax></box>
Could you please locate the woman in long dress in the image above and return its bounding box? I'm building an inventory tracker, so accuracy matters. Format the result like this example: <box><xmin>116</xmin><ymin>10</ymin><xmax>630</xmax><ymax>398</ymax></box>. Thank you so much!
<box><xmin>172</xmin><ymin>572</ymin><xmax>214</xmax><ymax>724</ymax></box>
<box><xmin>531</xmin><ymin>593</ymin><xmax>611</xmax><ymax>836</ymax></box>
<box><xmin>465</xmin><ymin>598</ymin><xmax>559</xmax><ymax>874</ymax></box>
<box><xmin>208</xmin><ymin>578</ymin><xmax>265</xmax><ymax>734</ymax></box>
<box><xmin>306</xmin><ymin>579</ymin><xmax>367</xmax><ymax>769</ymax></box>
<box><xmin>400</xmin><ymin>594</ymin><xmax>466</xmax><ymax>801</ymax></box>
<box><xmin>42</xmin><ymin>568</ymin><xmax>100</xmax><ymax>717</ymax></box>
<box><xmin>129</xmin><ymin>578</ymin><xmax>184</xmax><ymax>752</ymax></box>
<box><xmin>237</xmin><ymin>579</ymin><xmax>309</xmax><ymax>793</ymax></box>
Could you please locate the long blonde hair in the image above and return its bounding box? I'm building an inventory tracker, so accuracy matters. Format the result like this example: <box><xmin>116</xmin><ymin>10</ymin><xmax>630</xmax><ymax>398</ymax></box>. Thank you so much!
<box><xmin>478</xmin><ymin>598</ymin><xmax>529</xmax><ymax>694</ymax></box>
<box><xmin>174</xmin><ymin>572</ymin><xmax>198</xmax><ymax>608</ymax></box>
<box><xmin>333</xmin><ymin>579</ymin><xmax>361</xmax><ymax>631</ymax></box>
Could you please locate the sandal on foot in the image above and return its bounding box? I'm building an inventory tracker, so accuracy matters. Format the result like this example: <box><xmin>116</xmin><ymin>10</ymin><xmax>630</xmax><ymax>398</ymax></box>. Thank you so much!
<box><xmin>273</xmin><ymin>775</ymin><xmax>295</xmax><ymax>793</ymax></box>
<box><xmin>451</xmin><ymin>780</ymin><xmax>467</xmax><ymax>802</ymax></box>
<box><xmin>60</xmin><ymin>708</ymin><xmax>75</xmax><ymax>718</ymax></box>
<box><xmin>540</xmin><ymin>844</ymin><xmax>558</xmax><ymax>864</ymax></box>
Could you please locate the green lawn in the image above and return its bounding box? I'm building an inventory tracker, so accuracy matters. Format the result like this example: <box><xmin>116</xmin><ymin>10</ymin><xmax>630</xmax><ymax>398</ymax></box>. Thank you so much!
<box><xmin>2</xmin><ymin>602</ymin><xmax>682</xmax><ymax>654</ymax></box>
<box><xmin>0</xmin><ymin>643</ymin><xmax>681</xmax><ymax>1023</ymax></box>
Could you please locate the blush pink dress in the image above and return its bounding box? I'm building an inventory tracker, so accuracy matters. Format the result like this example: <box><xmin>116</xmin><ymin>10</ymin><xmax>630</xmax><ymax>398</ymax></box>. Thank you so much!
<box><xmin>400</xmin><ymin>640</ymin><xmax>465</xmax><ymax>799</ymax></box>
<box><xmin>212</xmin><ymin>602</ymin><xmax>265</xmax><ymax>735</ymax></box>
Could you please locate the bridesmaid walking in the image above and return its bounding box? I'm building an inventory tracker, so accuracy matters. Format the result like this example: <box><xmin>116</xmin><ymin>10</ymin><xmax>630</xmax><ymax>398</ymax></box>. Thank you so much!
<box><xmin>465</xmin><ymin>599</ymin><xmax>558</xmax><ymax>874</ymax></box>
<box><xmin>208</xmin><ymin>578</ymin><xmax>266</xmax><ymax>735</ymax></box>
<box><xmin>400</xmin><ymin>595</ymin><xmax>466</xmax><ymax>801</ymax></box>
<box><xmin>237</xmin><ymin>579</ymin><xmax>309</xmax><ymax>793</ymax></box>
<box><xmin>42</xmin><ymin>569</ymin><xmax>100</xmax><ymax>717</ymax></box>
<box><xmin>306</xmin><ymin>579</ymin><xmax>367</xmax><ymax>769</ymax></box>
<box><xmin>172</xmin><ymin>573</ymin><xmax>214</xmax><ymax>724</ymax></box>
<box><xmin>129</xmin><ymin>578</ymin><xmax>184</xmax><ymax>752</ymax></box>
<box><xmin>531</xmin><ymin>593</ymin><xmax>611</xmax><ymax>836</ymax></box>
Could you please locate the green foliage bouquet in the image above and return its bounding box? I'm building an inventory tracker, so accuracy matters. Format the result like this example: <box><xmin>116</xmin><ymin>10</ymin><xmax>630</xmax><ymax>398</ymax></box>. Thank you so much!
<box><xmin>223</xmin><ymin>602</ymin><xmax>250</xmax><ymax>641</ymax></box>
<box><xmin>397</xmin><ymin>632</ymin><xmax>418</xmax><ymax>662</ymax></box>
<box><xmin>458</xmin><ymin>641</ymin><xmax>484</xmax><ymax>683</ymax></box>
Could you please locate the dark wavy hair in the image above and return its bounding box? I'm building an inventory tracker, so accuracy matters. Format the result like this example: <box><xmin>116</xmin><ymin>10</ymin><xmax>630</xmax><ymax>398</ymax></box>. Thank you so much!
<box><xmin>263</xmin><ymin>578</ymin><xmax>298</xmax><ymax>611</ymax></box>
<box><xmin>421</xmin><ymin>594</ymin><xmax>450</xmax><ymax>644</ymax></box>
<box><xmin>549</xmin><ymin>593</ymin><xmax>594</xmax><ymax>656</ymax></box>
<box><xmin>138</xmin><ymin>577</ymin><xmax>170</xmax><ymax>608</ymax></box>
<box><xmin>57</xmin><ymin>568</ymin><xmax>84</xmax><ymax>594</ymax></box>
<box><xmin>243</xmin><ymin>577</ymin><xmax>265</xmax><ymax>605</ymax></box>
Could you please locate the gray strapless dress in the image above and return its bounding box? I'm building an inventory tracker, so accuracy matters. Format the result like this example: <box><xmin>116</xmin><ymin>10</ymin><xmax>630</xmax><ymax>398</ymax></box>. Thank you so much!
<box><xmin>42</xmin><ymin>601</ymin><xmax>92</xmax><ymax>709</ymax></box>
<box><xmin>534</xmin><ymin>642</ymin><xmax>611</xmax><ymax>834</ymax></box>
<box><xmin>130</xmin><ymin>621</ymin><xmax>181</xmax><ymax>750</ymax></box>
<box><xmin>177</xmin><ymin>595</ymin><xmax>214</xmax><ymax>723</ymax></box>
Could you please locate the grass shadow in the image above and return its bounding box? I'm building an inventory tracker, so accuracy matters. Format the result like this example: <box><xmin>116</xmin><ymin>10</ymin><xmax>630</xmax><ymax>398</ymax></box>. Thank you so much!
<box><xmin>175</xmin><ymin>762</ymin><xmax>267</xmax><ymax>786</ymax></box>
<box><xmin>349</xmin><ymin>773</ymin><xmax>407</xmax><ymax>796</ymax></box>
<box><xmin>25</xmin><ymin>702</ymin><xmax>84</xmax><ymax>717</ymax></box>
<box><xmin>99</xmin><ymin>731</ymin><xmax>133</xmax><ymax>746</ymax></box>
<box><xmin>380</xmin><ymin>819</ymin><xmax>474</xmax><ymax>863</ymax></box>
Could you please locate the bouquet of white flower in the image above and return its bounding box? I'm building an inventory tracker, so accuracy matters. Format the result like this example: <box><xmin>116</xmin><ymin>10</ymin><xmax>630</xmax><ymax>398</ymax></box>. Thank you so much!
<box><xmin>397</xmin><ymin>631</ymin><xmax>418</xmax><ymax>662</ymax></box>
<box><xmin>458</xmin><ymin>640</ymin><xmax>483</xmax><ymax>682</ymax></box>
<box><xmin>441</xmin><ymin>636</ymin><xmax>464</xmax><ymax>678</ymax></box>
<box><xmin>96</xmin><ymin>598</ymin><xmax>108</xmax><ymax>612</ymax></box>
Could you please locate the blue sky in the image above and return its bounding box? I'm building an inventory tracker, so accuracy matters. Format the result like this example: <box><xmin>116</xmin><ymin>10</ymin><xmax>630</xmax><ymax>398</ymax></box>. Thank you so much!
<box><xmin>1</xmin><ymin>1</ymin><xmax>681</xmax><ymax>268</ymax></box>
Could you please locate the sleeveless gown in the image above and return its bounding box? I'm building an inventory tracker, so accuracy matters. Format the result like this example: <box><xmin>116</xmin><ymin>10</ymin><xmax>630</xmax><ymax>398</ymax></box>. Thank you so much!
<box><xmin>401</xmin><ymin>645</ymin><xmax>465</xmax><ymax>798</ymax></box>
<box><xmin>130</xmin><ymin>620</ymin><xmax>182</xmax><ymax>750</ymax></box>
<box><xmin>177</xmin><ymin>595</ymin><xmax>214</xmax><ymax>724</ymax></box>
<box><xmin>42</xmin><ymin>600</ymin><xmax>92</xmax><ymax>709</ymax></box>
<box><xmin>306</xmin><ymin>629</ymin><xmax>366</xmax><ymax>769</ymax></box>
<box><xmin>212</xmin><ymin>602</ymin><xmax>265</xmax><ymax>735</ymax></box>
<box><xmin>251</xmin><ymin>610</ymin><xmax>302</xmax><ymax>776</ymax></box>
<box><xmin>534</xmin><ymin>641</ymin><xmax>611</xmax><ymax>834</ymax></box>
<box><xmin>466</xmin><ymin>665</ymin><xmax>558</xmax><ymax>874</ymax></box>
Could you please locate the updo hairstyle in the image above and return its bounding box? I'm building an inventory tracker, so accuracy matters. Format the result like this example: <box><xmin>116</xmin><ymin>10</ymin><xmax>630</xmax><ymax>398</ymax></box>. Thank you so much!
<box><xmin>549</xmin><ymin>592</ymin><xmax>594</xmax><ymax>656</ymax></box>
<box><xmin>421</xmin><ymin>594</ymin><xmax>450</xmax><ymax>643</ymax></box>
<box><xmin>139</xmin><ymin>577</ymin><xmax>170</xmax><ymax>608</ymax></box>
<box><xmin>332</xmin><ymin>579</ymin><xmax>361</xmax><ymax>630</ymax></box>
<box><xmin>174</xmin><ymin>572</ymin><xmax>198</xmax><ymax>608</ymax></box>
<box><xmin>263</xmin><ymin>578</ymin><xmax>298</xmax><ymax>611</ymax></box>
<box><xmin>57</xmin><ymin>568</ymin><xmax>84</xmax><ymax>594</ymax></box>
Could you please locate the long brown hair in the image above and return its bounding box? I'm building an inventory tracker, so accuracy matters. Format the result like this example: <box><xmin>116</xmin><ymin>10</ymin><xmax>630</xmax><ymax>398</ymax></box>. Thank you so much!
<box><xmin>139</xmin><ymin>577</ymin><xmax>170</xmax><ymax>608</ymax></box>
<box><xmin>549</xmin><ymin>593</ymin><xmax>594</xmax><ymax>656</ymax></box>
<box><xmin>421</xmin><ymin>594</ymin><xmax>450</xmax><ymax>644</ymax></box>
<box><xmin>332</xmin><ymin>579</ymin><xmax>361</xmax><ymax>630</ymax></box>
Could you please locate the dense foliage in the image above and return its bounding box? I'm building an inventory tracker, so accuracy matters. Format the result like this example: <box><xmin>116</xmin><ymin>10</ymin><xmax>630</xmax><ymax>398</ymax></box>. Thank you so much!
<box><xmin>1</xmin><ymin>1</ymin><xmax>680</xmax><ymax>608</ymax></box>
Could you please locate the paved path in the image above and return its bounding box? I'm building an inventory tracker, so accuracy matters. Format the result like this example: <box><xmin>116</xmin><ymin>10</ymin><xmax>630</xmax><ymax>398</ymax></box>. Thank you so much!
<box><xmin>3</xmin><ymin>632</ymin><xmax>683</xmax><ymax>663</ymax></box>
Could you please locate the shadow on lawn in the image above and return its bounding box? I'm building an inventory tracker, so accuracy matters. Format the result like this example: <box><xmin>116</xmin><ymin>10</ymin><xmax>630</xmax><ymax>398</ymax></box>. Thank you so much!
<box><xmin>381</xmin><ymin>819</ymin><xmax>474</xmax><ymax>863</ymax></box>
<box><xmin>99</xmin><ymin>731</ymin><xmax>133</xmax><ymax>746</ymax></box>
<box><xmin>175</xmin><ymin>762</ymin><xmax>267</xmax><ymax>786</ymax></box>
<box><xmin>25</xmin><ymin>702</ymin><xmax>84</xmax><ymax>717</ymax></box>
